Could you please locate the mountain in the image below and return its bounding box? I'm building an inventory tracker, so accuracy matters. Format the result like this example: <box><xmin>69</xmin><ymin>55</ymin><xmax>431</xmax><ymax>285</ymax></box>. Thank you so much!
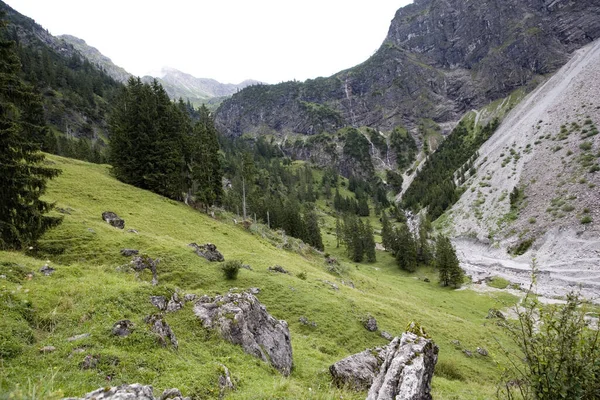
<box><xmin>215</xmin><ymin>0</ymin><xmax>600</xmax><ymax>137</ymax></box>
<box><xmin>58</xmin><ymin>34</ymin><xmax>131</xmax><ymax>83</ymax></box>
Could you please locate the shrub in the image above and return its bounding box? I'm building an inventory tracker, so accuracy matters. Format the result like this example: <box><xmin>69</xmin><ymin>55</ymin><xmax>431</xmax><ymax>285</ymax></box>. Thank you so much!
<box><xmin>580</xmin><ymin>215</ymin><xmax>592</xmax><ymax>224</ymax></box>
<box><xmin>297</xmin><ymin>271</ymin><xmax>307</xmax><ymax>280</ymax></box>
<box><xmin>220</xmin><ymin>260</ymin><xmax>242</xmax><ymax>280</ymax></box>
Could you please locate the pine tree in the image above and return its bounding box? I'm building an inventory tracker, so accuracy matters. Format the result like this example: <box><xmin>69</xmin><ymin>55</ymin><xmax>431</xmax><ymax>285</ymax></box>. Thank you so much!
<box><xmin>192</xmin><ymin>105</ymin><xmax>223</xmax><ymax>208</ymax></box>
<box><xmin>303</xmin><ymin>206</ymin><xmax>323</xmax><ymax>251</ymax></box>
<box><xmin>381</xmin><ymin>211</ymin><xmax>394</xmax><ymax>252</ymax></box>
<box><xmin>395</xmin><ymin>224</ymin><xmax>417</xmax><ymax>272</ymax></box>
<box><xmin>416</xmin><ymin>214</ymin><xmax>432</xmax><ymax>265</ymax></box>
<box><xmin>435</xmin><ymin>235</ymin><xmax>463</xmax><ymax>287</ymax></box>
<box><xmin>363</xmin><ymin>220</ymin><xmax>377</xmax><ymax>262</ymax></box>
<box><xmin>0</xmin><ymin>14</ymin><xmax>62</xmax><ymax>249</ymax></box>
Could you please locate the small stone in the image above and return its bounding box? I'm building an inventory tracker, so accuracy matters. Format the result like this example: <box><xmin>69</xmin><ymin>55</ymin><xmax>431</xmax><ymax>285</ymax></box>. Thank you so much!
<box><xmin>183</xmin><ymin>293</ymin><xmax>198</xmax><ymax>302</ymax></box>
<box><xmin>127</xmin><ymin>229</ymin><xmax>139</xmax><ymax>234</ymax></box>
<box><xmin>67</xmin><ymin>333</ymin><xmax>90</xmax><ymax>342</ymax></box>
<box><xmin>241</xmin><ymin>264</ymin><xmax>253</xmax><ymax>271</ymax></box>
<box><xmin>160</xmin><ymin>388</ymin><xmax>183</xmax><ymax>400</ymax></box>
<box><xmin>268</xmin><ymin>265</ymin><xmax>289</xmax><ymax>274</ymax></box>
<box><xmin>80</xmin><ymin>354</ymin><xmax>99</xmax><ymax>370</ymax></box>
<box><xmin>188</xmin><ymin>243</ymin><xmax>224</xmax><ymax>262</ymax></box>
<box><xmin>249</xmin><ymin>287</ymin><xmax>260</xmax><ymax>295</ymax></box>
<box><xmin>380</xmin><ymin>331</ymin><xmax>393</xmax><ymax>341</ymax></box>
<box><xmin>112</xmin><ymin>320</ymin><xmax>134</xmax><ymax>337</ymax></box>
<box><xmin>87</xmin><ymin>228</ymin><xmax>96</xmax><ymax>234</ymax></box>
<box><xmin>120</xmin><ymin>249</ymin><xmax>139</xmax><ymax>257</ymax></box>
<box><xmin>39</xmin><ymin>345</ymin><xmax>56</xmax><ymax>353</ymax></box>
<box><xmin>477</xmin><ymin>347</ymin><xmax>489</xmax><ymax>356</ymax></box>
<box><xmin>40</xmin><ymin>264</ymin><xmax>55</xmax><ymax>276</ymax></box>
<box><xmin>451</xmin><ymin>339</ymin><xmax>461</xmax><ymax>347</ymax></box>
<box><xmin>463</xmin><ymin>349</ymin><xmax>473</xmax><ymax>357</ymax></box>
<box><xmin>150</xmin><ymin>296</ymin><xmax>167</xmax><ymax>311</ymax></box>
<box><xmin>102</xmin><ymin>211</ymin><xmax>125</xmax><ymax>229</ymax></box>
<box><xmin>145</xmin><ymin>315</ymin><xmax>178</xmax><ymax>349</ymax></box>
<box><xmin>166</xmin><ymin>293</ymin><xmax>184</xmax><ymax>313</ymax></box>
<box><xmin>364</xmin><ymin>315</ymin><xmax>378</xmax><ymax>332</ymax></box>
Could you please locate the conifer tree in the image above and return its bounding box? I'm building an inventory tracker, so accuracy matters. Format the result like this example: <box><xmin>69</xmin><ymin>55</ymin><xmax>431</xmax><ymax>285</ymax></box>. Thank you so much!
<box><xmin>0</xmin><ymin>14</ymin><xmax>61</xmax><ymax>249</ymax></box>
<box><xmin>435</xmin><ymin>235</ymin><xmax>463</xmax><ymax>287</ymax></box>
<box><xmin>381</xmin><ymin>211</ymin><xmax>394</xmax><ymax>252</ymax></box>
<box><xmin>363</xmin><ymin>219</ymin><xmax>377</xmax><ymax>262</ymax></box>
<box><xmin>303</xmin><ymin>206</ymin><xmax>323</xmax><ymax>251</ymax></box>
<box><xmin>395</xmin><ymin>224</ymin><xmax>417</xmax><ymax>272</ymax></box>
<box><xmin>192</xmin><ymin>105</ymin><xmax>223</xmax><ymax>208</ymax></box>
<box><xmin>417</xmin><ymin>214</ymin><xmax>432</xmax><ymax>265</ymax></box>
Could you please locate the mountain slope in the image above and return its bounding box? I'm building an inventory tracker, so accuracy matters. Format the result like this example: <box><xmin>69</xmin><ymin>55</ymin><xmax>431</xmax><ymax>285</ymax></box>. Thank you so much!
<box><xmin>215</xmin><ymin>0</ymin><xmax>600</xmax><ymax>137</ymax></box>
<box><xmin>0</xmin><ymin>155</ymin><xmax>518</xmax><ymax>399</ymax></box>
<box><xmin>448</xmin><ymin>39</ymin><xmax>600</xmax><ymax>299</ymax></box>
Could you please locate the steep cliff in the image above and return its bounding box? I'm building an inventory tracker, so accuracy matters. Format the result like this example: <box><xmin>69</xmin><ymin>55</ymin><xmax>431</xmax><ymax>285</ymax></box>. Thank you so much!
<box><xmin>215</xmin><ymin>0</ymin><xmax>600</xmax><ymax>137</ymax></box>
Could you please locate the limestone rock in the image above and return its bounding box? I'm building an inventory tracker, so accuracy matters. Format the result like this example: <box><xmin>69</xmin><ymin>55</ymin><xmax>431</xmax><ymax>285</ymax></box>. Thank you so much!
<box><xmin>218</xmin><ymin>364</ymin><xmax>235</xmax><ymax>394</ymax></box>
<box><xmin>188</xmin><ymin>243</ymin><xmax>224</xmax><ymax>262</ymax></box>
<box><xmin>67</xmin><ymin>333</ymin><xmax>90</xmax><ymax>342</ymax></box>
<box><xmin>330</xmin><ymin>348</ymin><xmax>385</xmax><ymax>390</ymax></box>
<box><xmin>39</xmin><ymin>345</ymin><xmax>56</xmax><ymax>353</ymax></box>
<box><xmin>193</xmin><ymin>291</ymin><xmax>293</xmax><ymax>375</ymax></box>
<box><xmin>150</xmin><ymin>296</ymin><xmax>167</xmax><ymax>311</ymax></box>
<box><xmin>486</xmin><ymin>308</ymin><xmax>506</xmax><ymax>320</ymax></box>
<box><xmin>380</xmin><ymin>331</ymin><xmax>393</xmax><ymax>341</ymax></box>
<box><xmin>166</xmin><ymin>293</ymin><xmax>184</xmax><ymax>313</ymax></box>
<box><xmin>63</xmin><ymin>383</ymin><xmax>190</xmax><ymax>400</ymax></box>
<box><xmin>102</xmin><ymin>211</ymin><xmax>125</xmax><ymax>229</ymax></box>
<box><xmin>364</xmin><ymin>315</ymin><xmax>378</xmax><ymax>332</ymax></box>
<box><xmin>183</xmin><ymin>293</ymin><xmax>198</xmax><ymax>302</ymax></box>
<box><xmin>267</xmin><ymin>265</ymin><xmax>289</xmax><ymax>274</ymax></box>
<box><xmin>121</xmin><ymin>249</ymin><xmax>139</xmax><ymax>257</ymax></box>
<box><xmin>145</xmin><ymin>314</ymin><xmax>178</xmax><ymax>349</ymax></box>
<box><xmin>40</xmin><ymin>264</ymin><xmax>55</xmax><ymax>276</ymax></box>
<box><xmin>477</xmin><ymin>347</ymin><xmax>489</xmax><ymax>357</ymax></box>
<box><xmin>112</xmin><ymin>320</ymin><xmax>134</xmax><ymax>337</ymax></box>
<box><xmin>131</xmin><ymin>256</ymin><xmax>159</xmax><ymax>286</ymax></box>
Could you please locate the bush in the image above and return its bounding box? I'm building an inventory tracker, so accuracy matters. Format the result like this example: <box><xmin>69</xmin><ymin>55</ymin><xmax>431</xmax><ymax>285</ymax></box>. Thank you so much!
<box><xmin>220</xmin><ymin>260</ymin><xmax>242</xmax><ymax>280</ymax></box>
<box><xmin>580</xmin><ymin>215</ymin><xmax>593</xmax><ymax>224</ymax></box>
<box><xmin>297</xmin><ymin>271</ymin><xmax>307</xmax><ymax>280</ymax></box>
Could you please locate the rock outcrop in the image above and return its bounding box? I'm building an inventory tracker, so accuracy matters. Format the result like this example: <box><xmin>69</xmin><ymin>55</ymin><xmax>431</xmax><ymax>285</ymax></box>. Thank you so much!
<box><xmin>193</xmin><ymin>291</ymin><xmax>293</xmax><ymax>375</ymax></box>
<box><xmin>188</xmin><ymin>243</ymin><xmax>224</xmax><ymax>262</ymax></box>
<box><xmin>145</xmin><ymin>314</ymin><xmax>178</xmax><ymax>349</ymax></box>
<box><xmin>63</xmin><ymin>384</ymin><xmax>190</xmax><ymax>400</ymax></box>
<box><xmin>330</xmin><ymin>332</ymin><xmax>438</xmax><ymax>400</ymax></box>
<box><xmin>102</xmin><ymin>211</ymin><xmax>125</xmax><ymax>229</ymax></box>
<box><xmin>131</xmin><ymin>256</ymin><xmax>159</xmax><ymax>286</ymax></box>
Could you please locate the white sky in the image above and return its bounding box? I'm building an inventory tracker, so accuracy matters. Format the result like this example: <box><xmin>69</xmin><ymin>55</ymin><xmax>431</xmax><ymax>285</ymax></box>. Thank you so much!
<box><xmin>4</xmin><ymin>0</ymin><xmax>412</xmax><ymax>84</ymax></box>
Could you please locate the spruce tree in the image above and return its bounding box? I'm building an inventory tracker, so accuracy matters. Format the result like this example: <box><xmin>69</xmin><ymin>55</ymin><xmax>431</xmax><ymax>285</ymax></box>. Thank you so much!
<box><xmin>363</xmin><ymin>219</ymin><xmax>377</xmax><ymax>262</ymax></box>
<box><xmin>0</xmin><ymin>15</ymin><xmax>61</xmax><ymax>249</ymax></box>
<box><xmin>395</xmin><ymin>224</ymin><xmax>417</xmax><ymax>272</ymax></box>
<box><xmin>381</xmin><ymin>211</ymin><xmax>394</xmax><ymax>252</ymax></box>
<box><xmin>192</xmin><ymin>105</ymin><xmax>223</xmax><ymax>208</ymax></box>
<box><xmin>303</xmin><ymin>206</ymin><xmax>323</xmax><ymax>251</ymax></box>
<box><xmin>416</xmin><ymin>214</ymin><xmax>432</xmax><ymax>265</ymax></box>
<box><xmin>436</xmin><ymin>235</ymin><xmax>463</xmax><ymax>287</ymax></box>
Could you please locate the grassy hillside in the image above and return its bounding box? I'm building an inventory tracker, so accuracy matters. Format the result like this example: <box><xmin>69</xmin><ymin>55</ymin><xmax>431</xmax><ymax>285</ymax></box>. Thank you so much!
<box><xmin>0</xmin><ymin>155</ymin><xmax>518</xmax><ymax>399</ymax></box>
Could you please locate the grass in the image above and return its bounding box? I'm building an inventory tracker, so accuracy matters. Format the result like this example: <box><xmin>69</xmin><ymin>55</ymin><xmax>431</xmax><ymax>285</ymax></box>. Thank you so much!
<box><xmin>0</xmin><ymin>155</ymin><xmax>519</xmax><ymax>399</ymax></box>
<box><xmin>488</xmin><ymin>277</ymin><xmax>510</xmax><ymax>290</ymax></box>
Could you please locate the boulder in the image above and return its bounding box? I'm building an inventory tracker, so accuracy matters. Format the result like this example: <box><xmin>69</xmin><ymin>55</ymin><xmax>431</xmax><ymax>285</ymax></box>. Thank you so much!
<box><xmin>150</xmin><ymin>296</ymin><xmax>167</xmax><ymax>311</ymax></box>
<box><xmin>131</xmin><ymin>256</ymin><xmax>159</xmax><ymax>286</ymax></box>
<box><xmin>381</xmin><ymin>331</ymin><xmax>393</xmax><ymax>341</ymax></box>
<box><xmin>477</xmin><ymin>347</ymin><xmax>489</xmax><ymax>356</ymax></box>
<box><xmin>40</xmin><ymin>264</ymin><xmax>55</xmax><ymax>276</ymax></box>
<box><xmin>112</xmin><ymin>320</ymin><xmax>134</xmax><ymax>337</ymax></box>
<box><xmin>188</xmin><ymin>243</ymin><xmax>224</xmax><ymax>262</ymax></box>
<box><xmin>145</xmin><ymin>315</ymin><xmax>178</xmax><ymax>349</ymax></box>
<box><xmin>268</xmin><ymin>265</ymin><xmax>289</xmax><ymax>274</ymax></box>
<box><xmin>121</xmin><ymin>249</ymin><xmax>139</xmax><ymax>257</ymax></box>
<box><xmin>166</xmin><ymin>293</ymin><xmax>184</xmax><ymax>313</ymax></box>
<box><xmin>193</xmin><ymin>291</ymin><xmax>293</xmax><ymax>375</ymax></box>
<box><xmin>102</xmin><ymin>211</ymin><xmax>125</xmax><ymax>229</ymax></box>
<box><xmin>364</xmin><ymin>315</ymin><xmax>378</xmax><ymax>332</ymax></box>
<box><xmin>63</xmin><ymin>384</ymin><xmax>190</xmax><ymax>400</ymax></box>
<box><xmin>330</xmin><ymin>332</ymin><xmax>438</xmax><ymax>400</ymax></box>
<box><xmin>486</xmin><ymin>308</ymin><xmax>506</xmax><ymax>320</ymax></box>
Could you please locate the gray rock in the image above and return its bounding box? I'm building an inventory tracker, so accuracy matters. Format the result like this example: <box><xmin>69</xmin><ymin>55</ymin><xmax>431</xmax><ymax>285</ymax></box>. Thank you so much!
<box><xmin>450</xmin><ymin>340</ymin><xmax>461</xmax><ymax>347</ymax></box>
<box><xmin>121</xmin><ymin>249</ymin><xmax>139</xmax><ymax>257</ymax></box>
<box><xmin>102</xmin><ymin>211</ymin><xmax>125</xmax><ymax>229</ymax></box>
<box><xmin>150</xmin><ymin>296</ymin><xmax>167</xmax><ymax>311</ymax></box>
<box><xmin>128</xmin><ymin>229</ymin><xmax>139</xmax><ymax>234</ymax></box>
<box><xmin>112</xmin><ymin>320</ymin><xmax>134</xmax><ymax>337</ymax></box>
<box><xmin>218</xmin><ymin>364</ymin><xmax>235</xmax><ymax>394</ymax></box>
<box><xmin>145</xmin><ymin>315</ymin><xmax>178</xmax><ymax>349</ymax></box>
<box><xmin>380</xmin><ymin>331</ymin><xmax>393</xmax><ymax>341</ymax></box>
<box><xmin>463</xmin><ymin>349</ymin><xmax>473</xmax><ymax>357</ymax></box>
<box><xmin>486</xmin><ymin>308</ymin><xmax>506</xmax><ymax>320</ymax></box>
<box><xmin>63</xmin><ymin>383</ymin><xmax>190</xmax><ymax>400</ymax></box>
<box><xmin>330</xmin><ymin>348</ymin><xmax>384</xmax><ymax>390</ymax></box>
<box><xmin>248</xmin><ymin>287</ymin><xmax>260</xmax><ymax>295</ymax></box>
<box><xmin>188</xmin><ymin>243</ymin><xmax>224</xmax><ymax>262</ymax></box>
<box><xmin>183</xmin><ymin>293</ymin><xmax>198</xmax><ymax>302</ymax></box>
<box><xmin>80</xmin><ymin>354</ymin><xmax>99</xmax><ymax>370</ymax></box>
<box><xmin>241</xmin><ymin>264</ymin><xmax>253</xmax><ymax>271</ymax></box>
<box><xmin>193</xmin><ymin>291</ymin><xmax>293</xmax><ymax>375</ymax></box>
<box><xmin>40</xmin><ymin>264</ymin><xmax>55</xmax><ymax>276</ymax></box>
<box><xmin>318</xmin><ymin>279</ymin><xmax>339</xmax><ymax>290</ymax></box>
<box><xmin>0</xmin><ymin>274</ymin><xmax>6</xmax><ymax>279</ymax></box>
<box><xmin>166</xmin><ymin>293</ymin><xmax>184</xmax><ymax>313</ymax></box>
<box><xmin>364</xmin><ymin>315</ymin><xmax>378</xmax><ymax>332</ymax></box>
<box><xmin>67</xmin><ymin>333</ymin><xmax>90</xmax><ymax>342</ymax></box>
<box><xmin>477</xmin><ymin>347</ymin><xmax>489</xmax><ymax>357</ymax></box>
<box><xmin>39</xmin><ymin>345</ymin><xmax>56</xmax><ymax>353</ymax></box>
<box><xmin>366</xmin><ymin>333</ymin><xmax>438</xmax><ymax>400</ymax></box>
<box><xmin>298</xmin><ymin>316</ymin><xmax>317</xmax><ymax>327</ymax></box>
<box><xmin>131</xmin><ymin>256</ymin><xmax>159</xmax><ymax>286</ymax></box>
<box><xmin>268</xmin><ymin>265</ymin><xmax>289</xmax><ymax>274</ymax></box>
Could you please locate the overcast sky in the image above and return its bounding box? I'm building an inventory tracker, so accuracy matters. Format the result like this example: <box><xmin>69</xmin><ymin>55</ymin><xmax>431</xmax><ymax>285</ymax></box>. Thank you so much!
<box><xmin>4</xmin><ymin>1</ymin><xmax>412</xmax><ymax>84</ymax></box>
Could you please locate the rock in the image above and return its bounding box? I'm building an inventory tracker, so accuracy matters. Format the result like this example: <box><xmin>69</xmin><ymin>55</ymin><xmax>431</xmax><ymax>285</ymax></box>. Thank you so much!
<box><xmin>131</xmin><ymin>256</ymin><xmax>159</xmax><ymax>286</ymax></box>
<box><xmin>330</xmin><ymin>348</ymin><xmax>384</xmax><ymax>390</ymax></box>
<box><xmin>341</xmin><ymin>280</ymin><xmax>355</xmax><ymax>288</ymax></box>
<box><xmin>268</xmin><ymin>265</ymin><xmax>289</xmax><ymax>274</ymax></box>
<box><xmin>63</xmin><ymin>383</ymin><xmax>190</xmax><ymax>400</ymax></box>
<box><xmin>325</xmin><ymin>256</ymin><xmax>338</xmax><ymax>265</ymax></box>
<box><xmin>450</xmin><ymin>339</ymin><xmax>461</xmax><ymax>347</ymax></box>
<box><xmin>463</xmin><ymin>349</ymin><xmax>473</xmax><ymax>357</ymax></box>
<box><xmin>80</xmin><ymin>354</ymin><xmax>99</xmax><ymax>370</ymax></box>
<box><xmin>67</xmin><ymin>333</ymin><xmax>90</xmax><ymax>342</ymax></box>
<box><xmin>57</xmin><ymin>207</ymin><xmax>72</xmax><ymax>215</ymax></box>
<box><xmin>364</xmin><ymin>315</ymin><xmax>378</xmax><ymax>332</ymax></box>
<box><xmin>112</xmin><ymin>320</ymin><xmax>134</xmax><ymax>337</ymax></box>
<box><xmin>248</xmin><ymin>287</ymin><xmax>260</xmax><ymax>295</ymax></box>
<box><xmin>477</xmin><ymin>347</ymin><xmax>489</xmax><ymax>356</ymax></box>
<box><xmin>39</xmin><ymin>345</ymin><xmax>56</xmax><ymax>353</ymax></box>
<box><xmin>102</xmin><ymin>211</ymin><xmax>125</xmax><ymax>229</ymax></box>
<box><xmin>193</xmin><ymin>291</ymin><xmax>293</xmax><ymax>375</ymax></box>
<box><xmin>330</xmin><ymin>333</ymin><xmax>438</xmax><ymax>399</ymax></box>
<box><xmin>367</xmin><ymin>333</ymin><xmax>438</xmax><ymax>400</ymax></box>
<box><xmin>423</xmin><ymin>278</ymin><xmax>431</xmax><ymax>283</ymax></box>
<box><xmin>183</xmin><ymin>293</ymin><xmax>198</xmax><ymax>302</ymax></box>
<box><xmin>380</xmin><ymin>331</ymin><xmax>393</xmax><ymax>341</ymax></box>
<box><xmin>318</xmin><ymin>279</ymin><xmax>339</xmax><ymax>290</ymax></box>
<box><xmin>486</xmin><ymin>308</ymin><xmax>506</xmax><ymax>320</ymax></box>
<box><xmin>188</xmin><ymin>243</ymin><xmax>224</xmax><ymax>262</ymax></box>
<box><xmin>128</xmin><ymin>229</ymin><xmax>139</xmax><ymax>234</ymax></box>
<box><xmin>0</xmin><ymin>274</ymin><xmax>6</xmax><ymax>279</ymax></box>
<box><xmin>218</xmin><ymin>364</ymin><xmax>235</xmax><ymax>394</ymax></box>
<box><xmin>241</xmin><ymin>264</ymin><xmax>253</xmax><ymax>271</ymax></box>
<box><xmin>298</xmin><ymin>316</ymin><xmax>317</xmax><ymax>327</ymax></box>
<box><xmin>145</xmin><ymin>315</ymin><xmax>178</xmax><ymax>349</ymax></box>
<box><xmin>166</xmin><ymin>293</ymin><xmax>184</xmax><ymax>313</ymax></box>
<box><xmin>87</xmin><ymin>228</ymin><xmax>95</xmax><ymax>234</ymax></box>
<box><xmin>121</xmin><ymin>249</ymin><xmax>139</xmax><ymax>257</ymax></box>
<box><xmin>39</xmin><ymin>264</ymin><xmax>55</xmax><ymax>276</ymax></box>
<box><xmin>150</xmin><ymin>296</ymin><xmax>167</xmax><ymax>311</ymax></box>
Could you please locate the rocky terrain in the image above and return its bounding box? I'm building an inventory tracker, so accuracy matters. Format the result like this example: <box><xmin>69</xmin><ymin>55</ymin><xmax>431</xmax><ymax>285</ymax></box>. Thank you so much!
<box><xmin>449</xmin><ymin>39</ymin><xmax>600</xmax><ymax>301</ymax></box>
<box><xmin>215</xmin><ymin>0</ymin><xmax>600</xmax><ymax>138</ymax></box>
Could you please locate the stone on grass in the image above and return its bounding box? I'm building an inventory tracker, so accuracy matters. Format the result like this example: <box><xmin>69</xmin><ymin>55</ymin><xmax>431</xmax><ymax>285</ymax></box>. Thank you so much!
<box><xmin>67</xmin><ymin>333</ymin><xmax>90</xmax><ymax>342</ymax></box>
<box><xmin>218</xmin><ymin>364</ymin><xmax>235</xmax><ymax>394</ymax></box>
<box><xmin>121</xmin><ymin>249</ymin><xmax>139</xmax><ymax>257</ymax></box>
<box><xmin>63</xmin><ymin>383</ymin><xmax>190</xmax><ymax>400</ymax></box>
<box><xmin>194</xmin><ymin>291</ymin><xmax>293</xmax><ymax>375</ymax></box>
<box><xmin>131</xmin><ymin>256</ymin><xmax>160</xmax><ymax>286</ymax></box>
<box><xmin>112</xmin><ymin>320</ymin><xmax>134</xmax><ymax>337</ymax></box>
<box><xmin>39</xmin><ymin>345</ymin><xmax>56</xmax><ymax>353</ymax></box>
<box><xmin>486</xmin><ymin>308</ymin><xmax>506</xmax><ymax>320</ymax></box>
<box><xmin>477</xmin><ymin>347</ymin><xmax>489</xmax><ymax>356</ymax></box>
<box><xmin>40</xmin><ymin>264</ymin><xmax>55</xmax><ymax>276</ymax></box>
<box><xmin>80</xmin><ymin>354</ymin><xmax>99</xmax><ymax>370</ymax></box>
<box><xmin>150</xmin><ymin>295</ymin><xmax>167</xmax><ymax>311</ymax></box>
<box><xmin>188</xmin><ymin>243</ymin><xmax>224</xmax><ymax>262</ymax></box>
<box><xmin>145</xmin><ymin>315</ymin><xmax>178</xmax><ymax>349</ymax></box>
<box><xmin>330</xmin><ymin>348</ymin><xmax>384</xmax><ymax>390</ymax></box>
<box><xmin>166</xmin><ymin>293</ymin><xmax>184</xmax><ymax>313</ymax></box>
<box><xmin>364</xmin><ymin>315</ymin><xmax>378</xmax><ymax>332</ymax></box>
<box><xmin>268</xmin><ymin>265</ymin><xmax>289</xmax><ymax>274</ymax></box>
<box><xmin>380</xmin><ymin>331</ymin><xmax>393</xmax><ymax>341</ymax></box>
<box><xmin>102</xmin><ymin>211</ymin><xmax>125</xmax><ymax>229</ymax></box>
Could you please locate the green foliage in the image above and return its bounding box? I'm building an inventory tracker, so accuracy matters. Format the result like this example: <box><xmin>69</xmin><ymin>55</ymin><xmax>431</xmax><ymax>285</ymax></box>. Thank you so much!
<box><xmin>0</xmin><ymin>15</ymin><xmax>62</xmax><ymax>250</ymax></box>
<box><xmin>342</xmin><ymin>127</ymin><xmax>374</xmax><ymax>176</ymax></box>
<box><xmin>508</xmin><ymin>238</ymin><xmax>534</xmax><ymax>256</ymax></box>
<box><xmin>435</xmin><ymin>235</ymin><xmax>463</xmax><ymax>287</ymax></box>
<box><xmin>390</xmin><ymin>126</ymin><xmax>417</xmax><ymax>170</ymax></box>
<box><xmin>499</xmin><ymin>292</ymin><xmax>600</xmax><ymax>399</ymax></box>
<box><xmin>340</xmin><ymin>214</ymin><xmax>375</xmax><ymax>262</ymax></box>
<box><xmin>403</xmin><ymin>118</ymin><xmax>499</xmax><ymax>220</ymax></box>
<box><xmin>395</xmin><ymin>224</ymin><xmax>417</xmax><ymax>272</ymax></box>
<box><xmin>487</xmin><ymin>277</ymin><xmax>510</xmax><ymax>290</ymax></box>
<box><xmin>380</xmin><ymin>212</ymin><xmax>394</xmax><ymax>252</ymax></box>
<box><xmin>221</xmin><ymin>260</ymin><xmax>242</xmax><ymax>280</ymax></box>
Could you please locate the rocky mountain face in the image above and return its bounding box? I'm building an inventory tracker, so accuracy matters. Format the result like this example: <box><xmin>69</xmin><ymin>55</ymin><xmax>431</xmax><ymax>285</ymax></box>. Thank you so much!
<box><xmin>59</xmin><ymin>34</ymin><xmax>131</xmax><ymax>83</ymax></box>
<box><xmin>215</xmin><ymin>0</ymin><xmax>600</xmax><ymax>138</ymax></box>
<box><xmin>449</xmin><ymin>38</ymin><xmax>600</xmax><ymax>299</ymax></box>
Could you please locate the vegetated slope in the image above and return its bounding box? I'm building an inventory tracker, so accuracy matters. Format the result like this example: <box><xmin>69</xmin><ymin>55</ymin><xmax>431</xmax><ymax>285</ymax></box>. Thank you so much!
<box><xmin>446</xmin><ymin>39</ymin><xmax>600</xmax><ymax>301</ymax></box>
<box><xmin>0</xmin><ymin>155</ymin><xmax>517</xmax><ymax>399</ymax></box>
<box><xmin>215</xmin><ymin>0</ymin><xmax>600</xmax><ymax>138</ymax></box>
